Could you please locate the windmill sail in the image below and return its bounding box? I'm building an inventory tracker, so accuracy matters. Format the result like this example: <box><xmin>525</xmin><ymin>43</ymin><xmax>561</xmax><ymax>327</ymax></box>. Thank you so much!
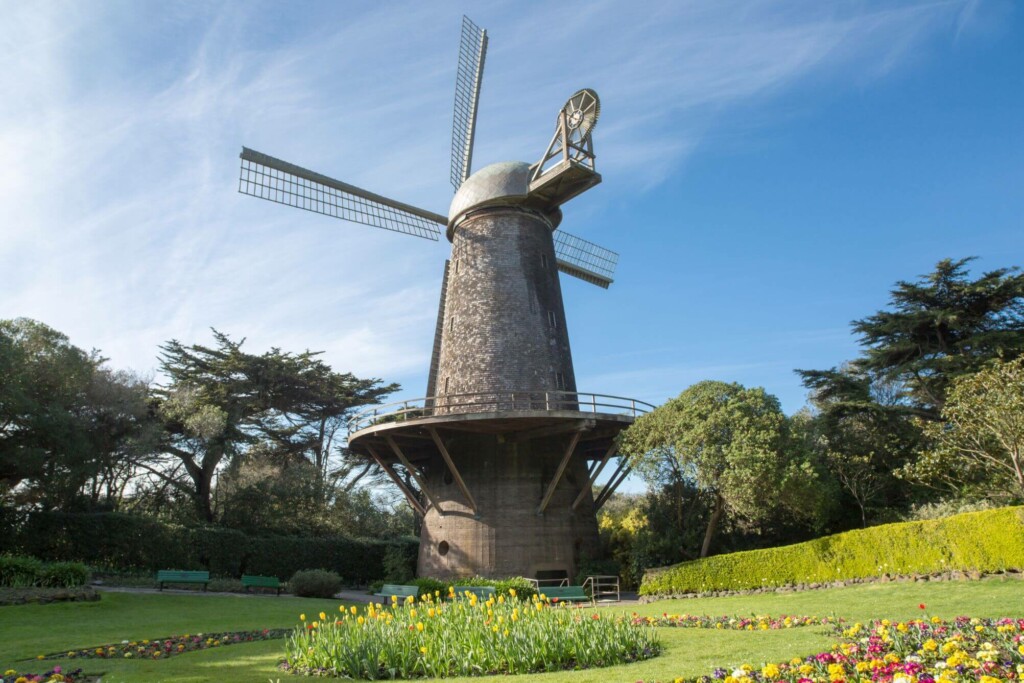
<box><xmin>554</xmin><ymin>230</ymin><xmax>618</xmax><ymax>288</ymax></box>
<box><xmin>450</xmin><ymin>16</ymin><xmax>488</xmax><ymax>191</ymax></box>
<box><xmin>239</xmin><ymin>147</ymin><xmax>445</xmax><ymax>240</ymax></box>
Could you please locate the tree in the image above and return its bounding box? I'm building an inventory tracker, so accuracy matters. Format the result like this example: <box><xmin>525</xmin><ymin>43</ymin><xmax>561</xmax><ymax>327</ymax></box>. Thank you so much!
<box><xmin>150</xmin><ymin>331</ymin><xmax>397</xmax><ymax>522</ymax></box>
<box><xmin>849</xmin><ymin>258</ymin><xmax>1024</xmax><ymax>418</ymax></box>
<box><xmin>0</xmin><ymin>319</ymin><xmax>152</xmax><ymax>510</ymax></box>
<box><xmin>794</xmin><ymin>367</ymin><xmax>921</xmax><ymax>527</ymax></box>
<box><xmin>620</xmin><ymin>381</ymin><xmax>807</xmax><ymax>557</ymax></box>
<box><xmin>904</xmin><ymin>356</ymin><xmax>1024</xmax><ymax>502</ymax></box>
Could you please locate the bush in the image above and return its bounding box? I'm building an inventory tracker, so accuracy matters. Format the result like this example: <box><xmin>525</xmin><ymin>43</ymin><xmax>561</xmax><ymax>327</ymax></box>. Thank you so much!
<box><xmin>0</xmin><ymin>556</ymin><xmax>90</xmax><ymax>588</ymax></box>
<box><xmin>451</xmin><ymin>575</ymin><xmax>538</xmax><ymax>600</ymax></box>
<box><xmin>640</xmin><ymin>506</ymin><xmax>1024</xmax><ymax>596</ymax></box>
<box><xmin>409</xmin><ymin>577</ymin><xmax>447</xmax><ymax>597</ymax></box>
<box><xmin>37</xmin><ymin>561</ymin><xmax>90</xmax><ymax>588</ymax></box>
<box><xmin>0</xmin><ymin>555</ymin><xmax>43</xmax><ymax>587</ymax></box>
<box><xmin>290</xmin><ymin>569</ymin><xmax>343</xmax><ymax>598</ymax></box>
<box><xmin>381</xmin><ymin>540</ymin><xmax>417</xmax><ymax>583</ymax></box>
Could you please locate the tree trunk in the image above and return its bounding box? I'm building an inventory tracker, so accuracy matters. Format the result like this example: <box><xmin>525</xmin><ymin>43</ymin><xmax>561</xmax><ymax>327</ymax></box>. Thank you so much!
<box><xmin>700</xmin><ymin>494</ymin><xmax>725</xmax><ymax>558</ymax></box>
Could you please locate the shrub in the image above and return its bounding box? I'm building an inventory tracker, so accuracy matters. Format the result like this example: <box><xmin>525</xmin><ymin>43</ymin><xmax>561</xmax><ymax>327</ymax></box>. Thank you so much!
<box><xmin>382</xmin><ymin>540</ymin><xmax>417</xmax><ymax>583</ymax></box>
<box><xmin>435</xmin><ymin>576</ymin><xmax>538</xmax><ymax>600</ymax></box>
<box><xmin>409</xmin><ymin>577</ymin><xmax>447</xmax><ymax>597</ymax></box>
<box><xmin>285</xmin><ymin>592</ymin><xmax>660</xmax><ymax>678</ymax></box>
<box><xmin>37</xmin><ymin>561</ymin><xmax>90</xmax><ymax>588</ymax></box>
<box><xmin>0</xmin><ymin>555</ymin><xmax>43</xmax><ymax>587</ymax></box>
<box><xmin>290</xmin><ymin>569</ymin><xmax>343</xmax><ymax>598</ymax></box>
<box><xmin>640</xmin><ymin>505</ymin><xmax>1024</xmax><ymax>596</ymax></box>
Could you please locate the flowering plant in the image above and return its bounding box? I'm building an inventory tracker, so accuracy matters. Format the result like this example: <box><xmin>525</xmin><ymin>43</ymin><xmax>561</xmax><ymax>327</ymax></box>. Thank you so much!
<box><xmin>631</xmin><ymin>614</ymin><xmax>842</xmax><ymax>630</ymax></box>
<box><xmin>654</xmin><ymin>616</ymin><xmax>1024</xmax><ymax>683</ymax></box>
<box><xmin>44</xmin><ymin>629</ymin><xmax>287</xmax><ymax>660</ymax></box>
<box><xmin>285</xmin><ymin>589</ymin><xmax>660</xmax><ymax>678</ymax></box>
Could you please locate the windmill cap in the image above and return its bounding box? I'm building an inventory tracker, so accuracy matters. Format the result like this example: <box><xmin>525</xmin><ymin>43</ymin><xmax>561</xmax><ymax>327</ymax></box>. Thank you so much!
<box><xmin>447</xmin><ymin>161</ymin><xmax>561</xmax><ymax>238</ymax></box>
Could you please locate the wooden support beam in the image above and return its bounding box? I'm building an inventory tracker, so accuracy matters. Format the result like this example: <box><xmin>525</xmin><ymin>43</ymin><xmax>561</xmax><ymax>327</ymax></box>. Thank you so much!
<box><xmin>572</xmin><ymin>441</ymin><xmax>617</xmax><ymax>511</ymax></box>
<box><xmin>367</xmin><ymin>446</ymin><xmax>426</xmax><ymax>516</ymax></box>
<box><xmin>536</xmin><ymin>429</ymin><xmax>583</xmax><ymax>515</ymax></box>
<box><xmin>428</xmin><ymin>427</ymin><xmax>478</xmax><ymax>516</ymax></box>
<box><xmin>594</xmin><ymin>459</ymin><xmax>632</xmax><ymax>512</ymax></box>
<box><xmin>386</xmin><ymin>435</ymin><xmax>445</xmax><ymax>516</ymax></box>
<box><xmin>508</xmin><ymin>419</ymin><xmax>595</xmax><ymax>444</ymax></box>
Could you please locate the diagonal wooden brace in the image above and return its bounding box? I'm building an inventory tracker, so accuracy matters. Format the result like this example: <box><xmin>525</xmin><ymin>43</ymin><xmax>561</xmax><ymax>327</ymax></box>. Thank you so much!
<box><xmin>428</xmin><ymin>427</ymin><xmax>478</xmax><ymax>516</ymax></box>
<box><xmin>593</xmin><ymin>457</ymin><xmax>631</xmax><ymax>512</ymax></box>
<box><xmin>386</xmin><ymin>435</ymin><xmax>445</xmax><ymax>516</ymax></box>
<box><xmin>536</xmin><ymin>429</ymin><xmax>583</xmax><ymax>515</ymax></box>
<box><xmin>367</xmin><ymin>445</ymin><xmax>426</xmax><ymax>517</ymax></box>
<box><xmin>572</xmin><ymin>441</ymin><xmax>617</xmax><ymax>511</ymax></box>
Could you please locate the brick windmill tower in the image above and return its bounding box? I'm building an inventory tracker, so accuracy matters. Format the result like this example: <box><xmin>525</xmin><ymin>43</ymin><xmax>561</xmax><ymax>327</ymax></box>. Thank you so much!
<box><xmin>238</xmin><ymin>17</ymin><xmax>650</xmax><ymax>581</ymax></box>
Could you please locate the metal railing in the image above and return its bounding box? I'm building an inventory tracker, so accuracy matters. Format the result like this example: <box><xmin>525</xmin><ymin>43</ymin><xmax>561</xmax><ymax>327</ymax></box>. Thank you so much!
<box><xmin>348</xmin><ymin>391</ymin><xmax>654</xmax><ymax>434</ymax></box>
<box><xmin>582</xmin><ymin>575</ymin><xmax>620</xmax><ymax>602</ymax></box>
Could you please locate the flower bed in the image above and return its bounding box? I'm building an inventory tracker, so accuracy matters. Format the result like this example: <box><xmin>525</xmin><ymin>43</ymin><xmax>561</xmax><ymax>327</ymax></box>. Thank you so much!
<box><xmin>45</xmin><ymin>629</ymin><xmax>288</xmax><ymax>660</ymax></box>
<box><xmin>1</xmin><ymin>666</ymin><xmax>91</xmax><ymax>683</ymax></box>
<box><xmin>655</xmin><ymin>616</ymin><xmax>1024</xmax><ymax>683</ymax></box>
<box><xmin>631</xmin><ymin>614</ymin><xmax>842</xmax><ymax>630</ymax></box>
<box><xmin>284</xmin><ymin>589</ymin><xmax>661</xmax><ymax>678</ymax></box>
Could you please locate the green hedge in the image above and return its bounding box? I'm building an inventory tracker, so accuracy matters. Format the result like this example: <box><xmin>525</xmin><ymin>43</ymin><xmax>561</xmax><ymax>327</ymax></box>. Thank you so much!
<box><xmin>0</xmin><ymin>555</ymin><xmax>90</xmax><ymax>587</ymax></box>
<box><xmin>10</xmin><ymin>511</ymin><xmax>417</xmax><ymax>584</ymax></box>
<box><xmin>640</xmin><ymin>506</ymin><xmax>1024</xmax><ymax>596</ymax></box>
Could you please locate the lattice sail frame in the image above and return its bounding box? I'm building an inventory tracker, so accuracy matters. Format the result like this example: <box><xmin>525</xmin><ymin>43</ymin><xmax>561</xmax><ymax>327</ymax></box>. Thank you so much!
<box><xmin>554</xmin><ymin>230</ymin><xmax>618</xmax><ymax>288</ymax></box>
<box><xmin>450</xmin><ymin>16</ymin><xmax>488</xmax><ymax>191</ymax></box>
<box><xmin>239</xmin><ymin>147</ymin><xmax>444</xmax><ymax>241</ymax></box>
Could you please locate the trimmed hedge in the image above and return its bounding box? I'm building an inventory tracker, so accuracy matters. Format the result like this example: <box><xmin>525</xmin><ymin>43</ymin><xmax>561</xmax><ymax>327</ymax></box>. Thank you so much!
<box><xmin>9</xmin><ymin>511</ymin><xmax>417</xmax><ymax>584</ymax></box>
<box><xmin>640</xmin><ymin>505</ymin><xmax>1024</xmax><ymax>596</ymax></box>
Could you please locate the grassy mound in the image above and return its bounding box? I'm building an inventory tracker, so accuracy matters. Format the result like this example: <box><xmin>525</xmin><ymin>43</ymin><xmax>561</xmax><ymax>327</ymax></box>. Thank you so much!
<box><xmin>641</xmin><ymin>506</ymin><xmax>1024</xmax><ymax>597</ymax></box>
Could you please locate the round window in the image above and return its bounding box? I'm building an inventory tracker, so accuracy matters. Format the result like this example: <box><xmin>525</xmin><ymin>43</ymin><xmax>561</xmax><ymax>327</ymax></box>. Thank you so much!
<box><xmin>438</xmin><ymin>541</ymin><xmax>450</xmax><ymax>556</ymax></box>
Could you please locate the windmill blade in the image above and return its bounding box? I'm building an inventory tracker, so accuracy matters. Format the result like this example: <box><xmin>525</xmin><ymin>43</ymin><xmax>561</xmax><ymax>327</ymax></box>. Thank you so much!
<box><xmin>450</xmin><ymin>16</ymin><xmax>488</xmax><ymax>191</ymax></box>
<box><xmin>239</xmin><ymin>147</ymin><xmax>446</xmax><ymax>241</ymax></box>
<box><xmin>554</xmin><ymin>230</ymin><xmax>618</xmax><ymax>288</ymax></box>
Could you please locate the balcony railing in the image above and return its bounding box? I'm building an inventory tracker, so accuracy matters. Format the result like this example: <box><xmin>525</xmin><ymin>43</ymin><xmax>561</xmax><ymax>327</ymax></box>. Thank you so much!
<box><xmin>347</xmin><ymin>390</ymin><xmax>655</xmax><ymax>434</ymax></box>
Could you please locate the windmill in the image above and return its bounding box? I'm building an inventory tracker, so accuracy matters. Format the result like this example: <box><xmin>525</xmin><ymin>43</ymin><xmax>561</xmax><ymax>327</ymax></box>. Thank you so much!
<box><xmin>238</xmin><ymin>17</ymin><xmax>651</xmax><ymax>581</ymax></box>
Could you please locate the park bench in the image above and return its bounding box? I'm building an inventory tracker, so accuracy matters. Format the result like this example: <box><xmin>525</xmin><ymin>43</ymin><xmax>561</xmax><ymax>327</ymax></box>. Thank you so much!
<box><xmin>540</xmin><ymin>586</ymin><xmax>590</xmax><ymax>603</ymax></box>
<box><xmin>241</xmin><ymin>574</ymin><xmax>282</xmax><ymax>596</ymax></box>
<box><xmin>157</xmin><ymin>570</ymin><xmax>209</xmax><ymax>591</ymax></box>
<box><xmin>375</xmin><ymin>584</ymin><xmax>419</xmax><ymax>600</ymax></box>
<box><xmin>457</xmin><ymin>586</ymin><xmax>496</xmax><ymax>600</ymax></box>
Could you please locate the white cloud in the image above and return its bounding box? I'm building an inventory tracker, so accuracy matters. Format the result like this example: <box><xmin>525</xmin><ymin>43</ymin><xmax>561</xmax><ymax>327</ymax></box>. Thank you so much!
<box><xmin>0</xmin><ymin>0</ymin><xmax>977</xmax><ymax>399</ymax></box>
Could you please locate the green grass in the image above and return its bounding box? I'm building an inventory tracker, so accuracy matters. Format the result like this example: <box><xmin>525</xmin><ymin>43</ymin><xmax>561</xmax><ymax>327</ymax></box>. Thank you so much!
<box><xmin>2</xmin><ymin>576</ymin><xmax>1022</xmax><ymax>683</ymax></box>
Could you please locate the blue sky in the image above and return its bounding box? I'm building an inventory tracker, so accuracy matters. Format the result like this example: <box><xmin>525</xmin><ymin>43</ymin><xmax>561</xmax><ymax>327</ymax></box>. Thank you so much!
<box><xmin>1</xmin><ymin>0</ymin><xmax>1021</xmax><ymax>424</ymax></box>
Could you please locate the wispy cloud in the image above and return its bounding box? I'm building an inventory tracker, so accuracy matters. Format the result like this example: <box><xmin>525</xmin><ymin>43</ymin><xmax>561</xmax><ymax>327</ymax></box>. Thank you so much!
<box><xmin>0</xmin><ymin>0</ymin><xmax>977</xmax><ymax>398</ymax></box>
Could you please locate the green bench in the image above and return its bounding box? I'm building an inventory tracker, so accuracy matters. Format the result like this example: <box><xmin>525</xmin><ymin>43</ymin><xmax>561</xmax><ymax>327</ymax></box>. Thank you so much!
<box><xmin>375</xmin><ymin>584</ymin><xmax>419</xmax><ymax>600</ymax></box>
<box><xmin>540</xmin><ymin>586</ymin><xmax>590</xmax><ymax>603</ymax></box>
<box><xmin>456</xmin><ymin>586</ymin><xmax>496</xmax><ymax>600</ymax></box>
<box><xmin>157</xmin><ymin>570</ymin><xmax>209</xmax><ymax>591</ymax></box>
<box><xmin>242</xmin><ymin>574</ymin><xmax>282</xmax><ymax>596</ymax></box>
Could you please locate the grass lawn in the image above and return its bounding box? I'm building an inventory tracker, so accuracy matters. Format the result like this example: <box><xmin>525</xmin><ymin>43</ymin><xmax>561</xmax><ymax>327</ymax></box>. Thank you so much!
<box><xmin>2</xmin><ymin>576</ymin><xmax>1022</xmax><ymax>683</ymax></box>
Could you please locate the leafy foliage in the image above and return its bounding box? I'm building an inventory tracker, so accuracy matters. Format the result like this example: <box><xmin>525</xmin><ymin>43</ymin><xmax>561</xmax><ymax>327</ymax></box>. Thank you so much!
<box><xmin>621</xmin><ymin>381</ymin><xmax>815</xmax><ymax>557</ymax></box>
<box><xmin>640</xmin><ymin>505</ymin><xmax>1024</xmax><ymax>596</ymax></box>
<box><xmin>289</xmin><ymin>569</ymin><xmax>343</xmax><ymax>598</ymax></box>
<box><xmin>0</xmin><ymin>555</ymin><xmax>89</xmax><ymax>588</ymax></box>
<box><xmin>903</xmin><ymin>356</ymin><xmax>1024</xmax><ymax>502</ymax></box>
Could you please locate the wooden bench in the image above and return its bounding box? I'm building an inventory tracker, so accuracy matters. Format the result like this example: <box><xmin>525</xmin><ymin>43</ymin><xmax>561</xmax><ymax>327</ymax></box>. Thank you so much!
<box><xmin>374</xmin><ymin>584</ymin><xmax>419</xmax><ymax>600</ymax></box>
<box><xmin>157</xmin><ymin>570</ymin><xmax>209</xmax><ymax>591</ymax></box>
<box><xmin>241</xmin><ymin>574</ymin><xmax>282</xmax><ymax>596</ymax></box>
<box><xmin>540</xmin><ymin>586</ymin><xmax>590</xmax><ymax>603</ymax></box>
